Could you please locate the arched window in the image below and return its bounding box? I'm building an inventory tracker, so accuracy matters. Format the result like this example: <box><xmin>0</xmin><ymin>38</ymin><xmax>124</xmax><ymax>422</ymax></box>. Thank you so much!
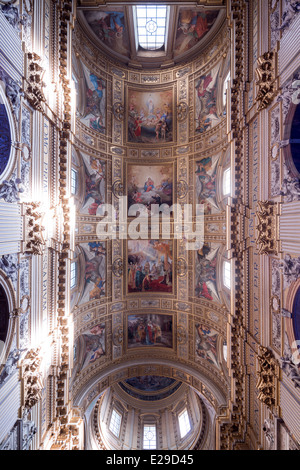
<box><xmin>292</xmin><ymin>286</ymin><xmax>300</xmax><ymax>345</ymax></box>
<box><xmin>0</xmin><ymin>284</ymin><xmax>9</xmax><ymax>345</ymax></box>
<box><xmin>0</xmin><ymin>91</ymin><xmax>13</xmax><ymax>180</ymax></box>
<box><xmin>290</xmin><ymin>103</ymin><xmax>300</xmax><ymax>176</ymax></box>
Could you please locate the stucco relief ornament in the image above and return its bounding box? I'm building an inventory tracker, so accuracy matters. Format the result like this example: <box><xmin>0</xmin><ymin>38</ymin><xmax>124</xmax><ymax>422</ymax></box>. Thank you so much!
<box><xmin>112</xmin><ymin>102</ymin><xmax>125</xmax><ymax>121</ymax></box>
<box><xmin>263</xmin><ymin>419</ymin><xmax>275</xmax><ymax>450</ymax></box>
<box><xmin>112</xmin><ymin>258</ymin><xmax>123</xmax><ymax>277</ymax></box>
<box><xmin>274</xmin><ymin>0</ymin><xmax>300</xmax><ymax>32</ymax></box>
<box><xmin>280</xmin><ymin>170</ymin><xmax>300</xmax><ymax>202</ymax></box>
<box><xmin>0</xmin><ymin>178</ymin><xmax>25</xmax><ymax>203</ymax></box>
<box><xmin>0</xmin><ymin>68</ymin><xmax>23</xmax><ymax>118</ymax></box>
<box><xmin>280</xmin><ymin>254</ymin><xmax>300</xmax><ymax>286</ymax></box>
<box><xmin>177</xmin><ymin>326</ymin><xmax>187</xmax><ymax>345</ymax></box>
<box><xmin>112</xmin><ymin>180</ymin><xmax>124</xmax><ymax>198</ymax></box>
<box><xmin>113</xmin><ymin>326</ymin><xmax>123</xmax><ymax>346</ymax></box>
<box><xmin>22</xmin><ymin>408</ymin><xmax>37</xmax><ymax>450</ymax></box>
<box><xmin>176</xmin><ymin>258</ymin><xmax>188</xmax><ymax>277</ymax></box>
<box><xmin>280</xmin><ymin>354</ymin><xmax>300</xmax><ymax>388</ymax></box>
<box><xmin>177</xmin><ymin>180</ymin><xmax>188</xmax><ymax>199</ymax></box>
<box><xmin>0</xmin><ymin>253</ymin><xmax>20</xmax><ymax>285</ymax></box>
<box><xmin>277</xmin><ymin>73</ymin><xmax>300</xmax><ymax>123</ymax></box>
<box><xmin>177</xmin><ymin>102</ymin><xmax>189</xmax><ymax>121</ymax></box>
<box><xmin>0</xmin><ymin>348</ymin><xmax>24</xmax><ymax>386</ymax></box>
<box><xmin>0</xmin><ymin>3</ymin><xmax>29</xmax><ymax>31</ymax></box>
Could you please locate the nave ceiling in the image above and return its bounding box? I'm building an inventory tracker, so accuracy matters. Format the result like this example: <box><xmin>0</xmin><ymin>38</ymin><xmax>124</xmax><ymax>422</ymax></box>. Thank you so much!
<box><xmin>0</xmin><ymin>0</ymin><xmax>299</xmax><ymax>451</ymax></box>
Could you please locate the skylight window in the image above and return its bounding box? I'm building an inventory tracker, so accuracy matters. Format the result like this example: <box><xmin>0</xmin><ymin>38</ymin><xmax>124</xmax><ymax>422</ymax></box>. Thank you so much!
<box><xmin>135</xmin><ymin>5</ymin><xmax>168</xmax><ymax>51</ymax></box>
<box><xmin>178</xmin><ymin>409</ymin><xmax>191</xmax><ymax>439</ymax></box>
<box><xmin>143</xmin><ymin>425</ymin><xmax>157</xmax><ymax>449</ymax></box>
<box><xmin>109</xmin><ymin>409</ymin><xmax>122</xmax><ymax>438</ymax></box>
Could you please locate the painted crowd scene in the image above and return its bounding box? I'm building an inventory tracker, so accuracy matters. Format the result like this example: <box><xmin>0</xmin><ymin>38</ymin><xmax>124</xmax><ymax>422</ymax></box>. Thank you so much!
<box><xmin>128</xmin><ymin>240</ymin><xmax>173</xmax><ymax>293</ymax></box>
<box><xmin>128</xmin><ymin>88</ymin><xmax>173</xmax><ymax>143</ymax></box>
<box><xmin>127</xmin><ymin>164</ymin><xmax>173</xmax><ymax>214</ymax></box>
<box><xmin>127</xmin><ymin>314</ymin><xmax>173</xmax><ymax>349</ymax></box>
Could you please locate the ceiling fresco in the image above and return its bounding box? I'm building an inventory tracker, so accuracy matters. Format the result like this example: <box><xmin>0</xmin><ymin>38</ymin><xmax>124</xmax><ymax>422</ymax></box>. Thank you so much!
<box><xmin>70</xmin><ymin>3</ymin><xmax>231</xmax><ymax>437</ymax></box>
<box><xmin>79</xmin><ymin>5</ymin><xmax>224</xmax><ymax>64</ymax></box>
<box><xmin>119</xmin><ymin>376</ymin><xmax>182</xmax><ymax>401</ymax></box>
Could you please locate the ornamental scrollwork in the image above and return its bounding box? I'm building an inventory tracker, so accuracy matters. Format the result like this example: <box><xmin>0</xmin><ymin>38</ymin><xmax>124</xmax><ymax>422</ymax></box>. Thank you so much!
<box><xmin>112</xmin><ymin>180</ymin><xmax>124</xmax><ymax>198</ymax></box>
<box><xmin>255</xmin><ymin>201</ymin><xmax>279</xmax><ymax>255</ymax></box>
<box><xmin>112</xmin><ymin>258</ymin><xmax>123</xmax><ymax>277</ymax></box>
<box><xmin>25</xmin><ymin>53</ymin><xmax>47</xmax><ymax>112</ymax></box>
<box><xmin>177</xmin><ymin>102</ymin><xmax>189</xmax><ymax>121</ymax></box>
<box><xmin>177</xmin><ymin>180</ymin><xmax>188</xmax><ymax>199</ymax></box>
<box><xmin>113</xmin><ymin>102</ymin><xmax>125</xmax><ymax>121</ymax></box>
<box><xmin>24</xmin><ymin>202</ymin><xmax>46</xmax><ymax>256</ymax></box>
<box><xmin>256</xmin><ymin>346</ymin><xmax>280</xmax><ymax>410</ymax></box>
<box><xmin>255</xmin><ymin>52</ymin><xmax>277</xmax><ymax>111</ymax></box>
<box><xmin>176</xmin><ymin>258</ymin><xmax>188</xmax><ymax>277</ymax></box>
<box><xmin>22</xmin><ymin>348</ymin><xmax>43</xmax><ymax>409</ymax></box>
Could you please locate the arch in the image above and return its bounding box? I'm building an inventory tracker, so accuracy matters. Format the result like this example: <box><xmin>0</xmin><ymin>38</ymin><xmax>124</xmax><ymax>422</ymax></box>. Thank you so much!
<box><xmin>292</xmin><ymin>285</ymin><xmax>300</xmax><ymax>344</ymax></box>
<box><xmin>0</xmin><ymin>83</ymin><xmax>17</xmax><ymax>183</ymax></box>
<box><xmin>72</xmin><ymin>358</ymin><xmax>227</xmax><ymax>416</ymax></box>
<box><xmin>282</xmin><ymin>101</ymin><xmax>300</xmax><ymax>179</ymax></box>
<box><xmin>285</xmin><ymin>278</ymin><xmax>300</xmax><ymax>365</ymax></box>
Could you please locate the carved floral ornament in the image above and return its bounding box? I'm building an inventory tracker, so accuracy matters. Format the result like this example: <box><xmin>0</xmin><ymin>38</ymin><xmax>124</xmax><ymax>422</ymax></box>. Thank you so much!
<box><xmin>113</xmin><ymin>102</ymin><xmax>125</xmax><ymax>121</ymax></box>
<box><xmin>256</xmin><ymin>346</ymin><xmax>280</xmax><ymax>411</ymax></box>
<box><xmin>255</xmin><ymin>51</ymin><xmax>277</xmax><ymax>111</ymax></box>
<box><xmin>255</xmin><ymin>201</ymin><xmax>279</xmax><ymax>255</ymax></box>
<box><xmin>22</xmin><ymin>348</ymin><xmax>43</xmax><ymax>409</ymax></box>
<box><xmin>24</xmin><ymin>202</ymin><xmax>46</xmax><ymax>256</ymax></box>
<box><xmin>24</xmin><ymin>53</ymin><xmax>47</xmax><ymax>112</ymax></box>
